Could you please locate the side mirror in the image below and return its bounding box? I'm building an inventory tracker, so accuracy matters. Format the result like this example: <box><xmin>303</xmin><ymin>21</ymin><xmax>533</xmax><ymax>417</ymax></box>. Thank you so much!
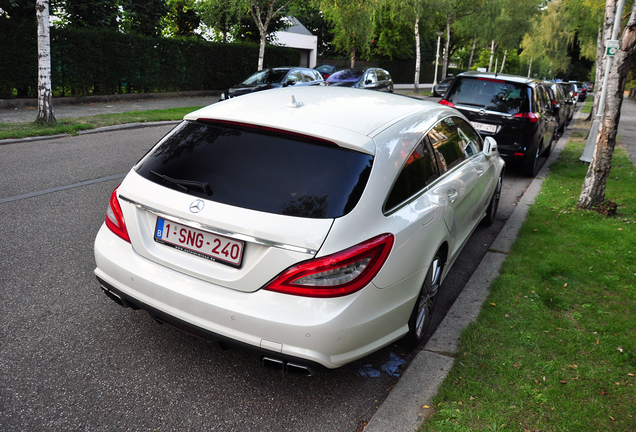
<box><xmin>483</xmin><ymin>136</ymin><xmax>498</xmax><ymax>157</ymax></box>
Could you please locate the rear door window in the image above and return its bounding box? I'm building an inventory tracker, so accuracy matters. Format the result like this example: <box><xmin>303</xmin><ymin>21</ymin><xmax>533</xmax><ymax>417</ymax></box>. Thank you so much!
<box><xmin>385</xmin><ymin>138</ymin><xmax>439</xmax><ymax>212</ymax></box>
<box><xmin>428</xmin><ymin>117</ymin><xmax>466</xmax><ymax>173</ymax></box>
<box><xmin>447</xmin><ymin>77</ymin><xmax>531</xmax><ymax>115</ymax></box>
<box><xmin>136</xmin><ymin>121</ymin><xmax>373</xmax><ymax>219</ymax></box>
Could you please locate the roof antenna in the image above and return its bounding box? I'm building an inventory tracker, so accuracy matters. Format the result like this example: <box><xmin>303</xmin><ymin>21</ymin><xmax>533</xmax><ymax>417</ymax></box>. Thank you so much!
<box><xmin>287</xmin><ymin>95</ymin><xmax>304</xmax><ymax>108</ymax></box>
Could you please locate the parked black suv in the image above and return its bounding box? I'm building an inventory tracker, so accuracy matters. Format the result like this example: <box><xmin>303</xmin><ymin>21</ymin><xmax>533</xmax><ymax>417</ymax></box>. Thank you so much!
<box><xmin>440</xmin><ymin>71</ymin><xmax>557</xmax><ymax>176</ymax></box>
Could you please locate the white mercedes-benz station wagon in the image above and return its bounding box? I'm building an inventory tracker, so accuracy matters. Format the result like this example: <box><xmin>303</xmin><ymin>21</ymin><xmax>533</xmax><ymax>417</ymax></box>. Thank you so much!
<box><xmin>94</xmin><ymin>86</ymin><xmax>505</xmax><ymax>375</ymax></box>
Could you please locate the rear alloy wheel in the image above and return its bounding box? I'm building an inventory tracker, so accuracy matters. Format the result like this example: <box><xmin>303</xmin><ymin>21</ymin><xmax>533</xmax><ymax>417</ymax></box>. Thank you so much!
<box><xmin>407</xmin><ymin>255</ymin><xmax>443</xmax><ymax>348</ymax></box>
<box><xmin>482</xmin><ymin>175</ymin><xmax>502</xmax><ymax>227</ymax></box>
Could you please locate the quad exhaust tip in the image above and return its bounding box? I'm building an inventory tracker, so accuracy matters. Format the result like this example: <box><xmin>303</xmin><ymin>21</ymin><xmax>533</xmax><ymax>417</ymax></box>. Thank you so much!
<box><xmin>262</xmin><ymin>357</ymin><xmax>314</xmax><ymax>376</ymax></box>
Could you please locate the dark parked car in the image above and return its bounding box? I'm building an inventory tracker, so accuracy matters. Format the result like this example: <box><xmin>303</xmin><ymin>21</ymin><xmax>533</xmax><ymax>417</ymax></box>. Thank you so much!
<box><xmin>220</xmin><ymin>67</ymin><xmax>324</xmax><ymax>100</ymax></box>
<box><xmin>556</xmin><ymin>82</ymin><xmax>576</xmax><ymax>123</ymax></box>
<box><xmin>432</xmin><ymin>77</ymin><xmax>454</xmax><ymax>97</ymax></box>
<box><xmin>326</xmin><ymin>68</ymin><xmax>394</xmax><ymax>92</ymax></box>
<box><xmin>569</xmin><ymin>81</ymin><xmax>587</xmax><ymax>101</ymax></box>
<box><xmin>549</xmin><ymin>83</ymin><xmax>569</xmax><ymax>136</ymax></box>
<box><xmin>315</xmin><ymin>64</ymin><xmax>338</xmax><ymax>80</ymax></box>
<box><xmin>440</xmin><ymin>71</ymin><xmax>557</xmax><ymax>177</ymax></box>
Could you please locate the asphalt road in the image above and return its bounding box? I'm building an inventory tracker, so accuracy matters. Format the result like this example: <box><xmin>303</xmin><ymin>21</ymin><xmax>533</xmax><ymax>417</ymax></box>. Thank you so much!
<box><xmin>0</xmin><ymin>108</ymin><xmax>543</xmax><ymax>431</ymax></box>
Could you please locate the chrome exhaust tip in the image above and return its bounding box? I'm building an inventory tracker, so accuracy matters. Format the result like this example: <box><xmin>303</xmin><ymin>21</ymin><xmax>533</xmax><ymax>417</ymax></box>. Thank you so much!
<box><xmin>262</xmin><ymin>357</ymin><xmax>313</xmax><ymax>376</ymax></box>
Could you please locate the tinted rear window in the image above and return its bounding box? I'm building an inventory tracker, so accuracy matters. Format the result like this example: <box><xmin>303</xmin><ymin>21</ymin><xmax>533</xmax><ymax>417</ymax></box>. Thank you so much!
<box><xmin>447</xmin><ymin>77</ymin><xmax>532</xmax><ymax>115</ymax></box>
<box><xmin>135</xmin><ymin>121</ymin><xmax>373</xmax><ymax>219</ymax></box>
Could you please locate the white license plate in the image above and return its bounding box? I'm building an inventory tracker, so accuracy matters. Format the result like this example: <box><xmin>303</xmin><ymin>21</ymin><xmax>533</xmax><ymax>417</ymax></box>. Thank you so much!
<box><xmin>470</xmin><ymin>121</ymin><xmax>498</xmax><ymax>133</ymax></box>
<box><xmin>154</xmin><ymin>217</ymin><xmax>244</xmax><ymax>268</ymax></box>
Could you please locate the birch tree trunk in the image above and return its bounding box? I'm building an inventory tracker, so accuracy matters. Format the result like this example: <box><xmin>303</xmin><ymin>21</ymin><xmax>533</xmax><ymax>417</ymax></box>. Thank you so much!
<box><xmin>527</xmin><ymin>56</ymin><xmax>532</xmax><ymax>77</ymax></box>
<box><xmin>36</xmin><ymin>0</ymin><xmax>55</xmax><ymax>125</ymax></box>
<box><xmin>578</xmin><ymin>0</ymin><xmax>636</xmax><ymax>209</ymax></box>
<box><xmin>468</xmin><ymin>33</ymin><xmax>477</xmax><ymax>70</ymax></box>
<box><xmin>499</xmin><ymin>49</ymin><xmax>507</xmax><ymax>73</ymax></box>
<box><xmin>442</xmin><ymin>15</ymin><xmax>451</xmax><ymax>79</ymax></box>
<box><xmin>413</xmin><ymin>16</ymin><xmax>420</xmax><ymax>93</ymax></box>
<box><xmin>488</xmin><ymin>40</ymin><xmax>496</xmax><ymax>72</ymax></box>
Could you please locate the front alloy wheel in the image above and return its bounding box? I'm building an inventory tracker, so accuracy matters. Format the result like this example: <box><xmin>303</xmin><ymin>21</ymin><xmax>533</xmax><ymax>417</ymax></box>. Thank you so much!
<box><xmin>407</xmin><ymin>255</ymin><xmax>443</xmax><ymax>348</ymax></box>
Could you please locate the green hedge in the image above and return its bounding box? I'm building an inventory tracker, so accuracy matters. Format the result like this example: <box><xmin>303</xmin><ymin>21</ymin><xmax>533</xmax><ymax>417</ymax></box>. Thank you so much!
<box><xmin>0</xmin><ymin>27</ymin><xmax>300</xmax><ymax>98</ymax></box>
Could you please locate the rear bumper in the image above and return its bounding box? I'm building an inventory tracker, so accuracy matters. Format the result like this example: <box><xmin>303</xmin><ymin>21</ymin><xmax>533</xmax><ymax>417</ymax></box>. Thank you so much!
<box><xmin>97</xmin><ymin>276</ymin><xmax>325</xmax><ymax>375</ymax></box>
<box><xmin>94</xmin><ymin>225</ymin><xmax>416</xmax><ymax>371</ymax></box>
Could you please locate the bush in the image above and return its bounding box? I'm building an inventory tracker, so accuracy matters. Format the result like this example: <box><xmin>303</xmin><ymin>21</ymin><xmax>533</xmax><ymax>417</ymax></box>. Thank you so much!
<box><xmin>0</xmin><ymin>27</ymin><xmax>300</xmax><ymax>98</ymax></box>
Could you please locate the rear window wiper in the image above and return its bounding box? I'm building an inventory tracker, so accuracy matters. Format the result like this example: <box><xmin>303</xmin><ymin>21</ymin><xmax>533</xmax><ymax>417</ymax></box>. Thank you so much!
<box><xmin>455</xmin><ymin>101</ymin><xmax>486</xmax><ymax>108</ymax></box>
<box><xmin>149</xmin><ymin>170</ymin><xmax>212</xmax><ymax>195</ymax></box>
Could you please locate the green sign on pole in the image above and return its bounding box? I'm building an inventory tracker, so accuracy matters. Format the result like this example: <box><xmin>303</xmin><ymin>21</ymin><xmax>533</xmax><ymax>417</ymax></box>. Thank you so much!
<box><xmin>606</xmin><ymin>40</ymin><xmax>619</xmax><ymax>56</ymax></box>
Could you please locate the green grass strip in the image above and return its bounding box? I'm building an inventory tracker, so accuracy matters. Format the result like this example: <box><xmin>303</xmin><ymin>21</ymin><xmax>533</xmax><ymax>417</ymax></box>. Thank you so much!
<box><xmin>419</xmin><ymin>134</ymin><xmax>636</xmax><ymax>431</ymax></box>
<box><xmin>0</xmin><ymin>106</ymin><xmax>203</xmax><ymax>140</ymax></box>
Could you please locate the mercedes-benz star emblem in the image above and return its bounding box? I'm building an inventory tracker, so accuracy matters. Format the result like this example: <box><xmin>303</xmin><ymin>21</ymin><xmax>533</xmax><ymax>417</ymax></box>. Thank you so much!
<box><xmin>479</xmin><ymin>109</ymin><xmax>486</xmax><ymax>116</ymax></box>
<box><xmin>189</xmin><ymin>200</ymin><xmax>205</xmax><ymax>213</ymax></box>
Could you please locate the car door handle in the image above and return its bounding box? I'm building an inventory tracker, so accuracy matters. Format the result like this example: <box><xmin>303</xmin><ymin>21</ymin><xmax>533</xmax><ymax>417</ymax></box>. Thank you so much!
<box><xmin>447</xmin><ymin>189</ymin><xmax>459</xmax><ymax>203</ymax></box>
<box><xmin>476</xmin><ymin>166</ymin><xmax>484</xmax><ymax>176</ymax></box>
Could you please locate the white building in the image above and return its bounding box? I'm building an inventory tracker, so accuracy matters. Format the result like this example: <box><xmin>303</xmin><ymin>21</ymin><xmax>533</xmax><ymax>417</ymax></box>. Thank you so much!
<box><xmin>273</xmin><ymin>17</ymin><xmax>318</xmax><ymax>68</ymax></box>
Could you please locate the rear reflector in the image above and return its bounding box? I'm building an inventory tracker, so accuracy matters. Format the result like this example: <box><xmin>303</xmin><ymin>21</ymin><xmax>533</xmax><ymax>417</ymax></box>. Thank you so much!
<box><xmin>263</xmin><ymin>234</ymin><xmax>394</xmax><ymax>298</ymax></box>
<box><xmin>512</xmin><ymin>112</ymin><xmax>539</xmax><ymax>123</ymax></box>
<box><xmin>438</xmin><ymin>99</ymin><xmax>454</xmax><ymax>107</ymax></box>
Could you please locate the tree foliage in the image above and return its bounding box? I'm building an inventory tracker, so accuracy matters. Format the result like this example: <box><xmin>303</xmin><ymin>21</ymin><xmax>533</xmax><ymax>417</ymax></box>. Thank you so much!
<box><xmin>320</xmin><ymin>0</ymin><xmax>379</xmax><ymax>67</ymax></box>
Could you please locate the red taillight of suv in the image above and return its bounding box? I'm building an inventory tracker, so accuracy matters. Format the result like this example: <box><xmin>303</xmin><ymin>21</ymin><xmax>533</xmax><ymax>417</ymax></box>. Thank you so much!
<box><xmin>263</xmin><ymin>234</ymin><xmax>394</xmax><ymax>298</ymax></box>
<box><xmin>512</xmin><ymin>112</ymin><xmax>539</xmax><ymax>123</ymax></box>
<box><xmin>438</xmin><ymin>99</ymin><xmax>455</xmax><ymax>107</ymax></box>
<box><xmin>105</xmin><ymin>186</ymin><xmax>130</xmax><ymax>243</ymax></box>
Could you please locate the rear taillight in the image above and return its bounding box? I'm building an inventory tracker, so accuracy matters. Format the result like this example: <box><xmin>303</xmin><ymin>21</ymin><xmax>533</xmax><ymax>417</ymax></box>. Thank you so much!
<box><xmin>263</xmin><ymin>234</ymin><xmax>394</xmax><ymax>298</ymax></box>
<box><xmin>105</xmin><ymin>186</ymin><xmax>130</xmax><ymax>243</ymax></box>
<box><xmin>512</xmin><ymin>112</ymin><xmax>539</xmax><ymax>123</ymax></box>
<box><xmin>438</xmin><ymin>99</ymin><xmax>454</xmax><ymax>107</ymax></box>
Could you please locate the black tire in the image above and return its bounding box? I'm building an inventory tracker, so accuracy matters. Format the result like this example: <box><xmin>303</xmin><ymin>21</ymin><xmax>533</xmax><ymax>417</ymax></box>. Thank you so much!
<box><xmin>481</xmin><ymin>175</ymin><xmax>502</xmax><ymax>227</ymax></box>
<box><xmin>522</xmin><ymin>147</ymin><xmax>540</xmax><ymax>177</ymax></box>
<box><xmin>407</xmin><ymin>254</ymin><xmax>443</xmax><ymax>348</ymax></box>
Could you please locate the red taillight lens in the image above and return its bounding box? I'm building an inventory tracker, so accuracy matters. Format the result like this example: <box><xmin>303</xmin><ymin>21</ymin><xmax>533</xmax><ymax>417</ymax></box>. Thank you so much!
<box><xmin>105</xmin><ymin>186</ymin><xmax>130</xmax><ymax>243</ymax></box>
<box><xmin>438</xmin><ymin>99</ymin><xmax>454</xmax><ymax>107</ymax></box>
<box><xmin>512</xmin><ymin>112</ymin><xmax>539</xmax><ymax>123</ymax></box>
<box><xmin>263</xmin><ymin>234</ymin><xmax>394</xmax><ymax>298</ymax></box>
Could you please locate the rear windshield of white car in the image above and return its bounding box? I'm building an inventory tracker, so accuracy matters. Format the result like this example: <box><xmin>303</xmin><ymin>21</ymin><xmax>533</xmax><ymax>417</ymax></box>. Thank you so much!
<box><xmin>135</xmin><ymin>120</ymin><xmax>373</xmax><ymax>219</ymax></box>
<box><xmin>446</xmin><ymin>77</ymin><xmax>532</xmax><ymax>115</ymax></box>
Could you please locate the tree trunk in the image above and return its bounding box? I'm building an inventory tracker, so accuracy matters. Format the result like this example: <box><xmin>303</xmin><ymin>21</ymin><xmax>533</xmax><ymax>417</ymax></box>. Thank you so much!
<box><xmin>36</xmin><ymin>0</ymin><xmax>55</xmax><ymax>125</ymax></box>
<box><xmin>499</xmin><ymin>49</ymin><xmax>508</xmax><ymax>73</ymax></box>
<box><xmin>488</xmin><ymin>40</ymin><xmax>496</xmax><ymax>72</ymax></box>
<box><xmin>258</xmin><ymin>31</ymin><xmax>266</xmax><ymax>70</ymax></box>
<box><xmin>350</xmin><ymin>43</ymin><xmax>356</xmax><ymax>68</ymax></box>
<box><xmin>578</xmin><ymin>0</ymin><xmax>636</xmax><ymax>209</ymax></box>
<box><xmin>468</xmin><ymin>33</ymin><xmax>477</xmax><ymax>70</ymax></box>
<box><xmin>413</xmin><ymin>16</ymin><xmax>420</xmax><ymax>93</ymax></box>
<box><xmin>527</xmin><ymin>56</ymin><xmax>532</xmax><ymax>77</ymax></box>
<box><xmin>442</xmin><ymin>15</ymin><xmax>451</xmax><ymax>79</ymax></box>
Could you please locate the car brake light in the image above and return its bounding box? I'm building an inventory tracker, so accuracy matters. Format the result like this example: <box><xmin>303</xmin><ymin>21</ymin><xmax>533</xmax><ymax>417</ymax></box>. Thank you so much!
<box><xmin>263</xmin><ymin>234</ymin><xmax>394</xmax><ymax>298</ymax></box>
<box><xmin>105</xmin><ymin>186</ymin><xmax>130</xmax><ymax>243</ymax></box>
<box><xmin>512</xmin><ymin>112</ymin><xmax>539</xmax><ymax>123</ymax></box>
<box><xmin>438</xmin><ymin>99</ymin><xmax>454</xmax><ymax>107</ymax></box>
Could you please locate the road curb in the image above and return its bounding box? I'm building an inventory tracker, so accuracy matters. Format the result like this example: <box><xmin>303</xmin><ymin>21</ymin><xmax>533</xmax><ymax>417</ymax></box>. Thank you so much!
<box><xmin>363</xmin><ymin>107</ymin><xmax>583</xmax><ymax>432</ymax></box>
